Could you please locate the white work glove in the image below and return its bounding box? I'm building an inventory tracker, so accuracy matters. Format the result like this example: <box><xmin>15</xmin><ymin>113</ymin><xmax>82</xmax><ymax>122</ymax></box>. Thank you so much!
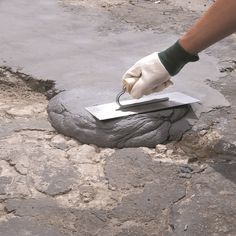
<box><xmin>122</xmin><ymin>53</ymin><xmax>173</xmax><ymax>99</ymax></box>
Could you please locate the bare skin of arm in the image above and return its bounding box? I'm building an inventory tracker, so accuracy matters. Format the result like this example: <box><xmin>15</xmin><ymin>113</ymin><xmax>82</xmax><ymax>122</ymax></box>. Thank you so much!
<box><xmin>180</xmin><ymin>0</ymin><xmax>236</xmax><ymax>54</ymax></box>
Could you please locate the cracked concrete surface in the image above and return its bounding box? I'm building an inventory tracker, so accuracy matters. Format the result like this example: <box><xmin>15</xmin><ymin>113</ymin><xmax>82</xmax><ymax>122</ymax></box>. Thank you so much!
<box><xmin>0</xmin><ymin>67</ymin><xmax>235</xmax><ymax>235</ymax></box>
<box><xmin>0</xmin><ymin>0</ymin><xmax>236</xmax><ymax>235</ymax></box>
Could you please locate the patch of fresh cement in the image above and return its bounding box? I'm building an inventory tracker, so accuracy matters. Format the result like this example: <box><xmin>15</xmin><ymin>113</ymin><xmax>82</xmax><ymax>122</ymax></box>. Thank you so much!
<box><xmin>47</xmin><ymin>88</ymin><xmax>191</xmax><ymax>148</ymax></box>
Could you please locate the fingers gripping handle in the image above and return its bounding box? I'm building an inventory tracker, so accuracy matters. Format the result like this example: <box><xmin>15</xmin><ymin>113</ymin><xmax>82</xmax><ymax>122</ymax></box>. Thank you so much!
<box><xmin>117</xmin><ymin>77</ymin><xmax>137</xmax><ymax>107</ymax></box>
<box><xmin>122</xmin><ymin>77</ymin><xmax>138</xmax><ymax>93</ymax></box>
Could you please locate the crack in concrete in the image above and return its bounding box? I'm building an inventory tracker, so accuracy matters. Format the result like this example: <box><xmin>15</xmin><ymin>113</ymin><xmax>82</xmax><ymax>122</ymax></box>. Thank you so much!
<box><xmin>14</xmin><ymin>128</ymin><xmax>54</xmax><ymax>132</ymax></box>
<box><xmin>172</xmin><ymin>190</ymin><xmax>187</xmax><ymax>205</ymax></box>
<box><xmin>34</xmin><ymin>186</ymin><xmax>73</xmax><ymax>198</ymax></box>
<box><xmin>2</xmin><ymin>160</ymin><xmax>26</xmax><ymax>177</ymax></box>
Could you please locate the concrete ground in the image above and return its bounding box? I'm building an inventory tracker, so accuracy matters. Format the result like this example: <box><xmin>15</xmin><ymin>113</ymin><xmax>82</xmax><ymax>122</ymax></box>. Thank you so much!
<box><xmin>0</xmin><ymin>0</ymin><xmax>236</xmax><ymax>235</ymax></box>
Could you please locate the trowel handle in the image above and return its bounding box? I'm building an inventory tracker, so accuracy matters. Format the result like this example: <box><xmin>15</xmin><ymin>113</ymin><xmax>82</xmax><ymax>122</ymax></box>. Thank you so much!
<box><xmin>116</xmin><ymin>86</ymin><xmax>169</xmax><ymax>110</ymax></box>
<box><xmin>117</xmin><ymin>77</ymin><xmax>138</xmax><ymax>107</ymax></box>
<box><xmin>116</xmin><ymin>87</ymin><xmax>126</xmax><ymax>107</ymax></box>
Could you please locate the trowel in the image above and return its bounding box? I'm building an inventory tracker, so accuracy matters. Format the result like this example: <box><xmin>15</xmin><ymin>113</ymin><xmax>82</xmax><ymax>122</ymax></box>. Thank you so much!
<box><xmin>86</xmin><ymin>87</ymin><xmax>200</xmax><ymax>121</ymax></box>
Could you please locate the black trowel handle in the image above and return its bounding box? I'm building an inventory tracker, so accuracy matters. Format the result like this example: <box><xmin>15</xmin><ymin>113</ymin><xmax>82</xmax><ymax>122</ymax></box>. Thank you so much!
<box><xmin>116</xmin><ymin>87</ymin><xmax>126</xmax><ymax>107</ymax></box>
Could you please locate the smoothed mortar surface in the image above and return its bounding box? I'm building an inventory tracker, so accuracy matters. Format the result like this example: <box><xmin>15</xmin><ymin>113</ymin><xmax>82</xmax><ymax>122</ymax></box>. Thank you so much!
<box><xmin>48</xmin><ymin>89</ymin><xmax>191</xmax><ymax>148</ymax></box>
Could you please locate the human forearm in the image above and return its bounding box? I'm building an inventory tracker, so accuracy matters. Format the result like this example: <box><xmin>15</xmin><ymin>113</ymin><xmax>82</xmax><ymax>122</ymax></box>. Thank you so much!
<box><xmin>180</xmin><ymin>0</ymin><xmax>236</xmax><ymax>54</ymax></box>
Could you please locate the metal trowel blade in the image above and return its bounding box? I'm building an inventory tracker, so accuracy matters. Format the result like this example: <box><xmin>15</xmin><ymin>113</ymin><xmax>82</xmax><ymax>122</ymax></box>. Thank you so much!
<box><xmin>85</xmin><ymin>92</ymin><xmax>200</xmax><ymax>121</ymax></box>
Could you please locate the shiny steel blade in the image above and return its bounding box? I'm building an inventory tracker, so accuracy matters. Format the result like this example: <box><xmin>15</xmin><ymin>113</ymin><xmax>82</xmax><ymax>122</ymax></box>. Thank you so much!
<box><xmin>85</xmin><ymin>92</ymin><xmax>200</xmax><ymax>121</ymax></box>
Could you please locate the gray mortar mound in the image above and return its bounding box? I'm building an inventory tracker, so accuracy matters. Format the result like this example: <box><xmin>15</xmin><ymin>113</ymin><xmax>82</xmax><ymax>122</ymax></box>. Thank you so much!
<box><xmin>47</xmin><ymin>89</ymin><xmax>191</xmax><ymax>148</ymax></box>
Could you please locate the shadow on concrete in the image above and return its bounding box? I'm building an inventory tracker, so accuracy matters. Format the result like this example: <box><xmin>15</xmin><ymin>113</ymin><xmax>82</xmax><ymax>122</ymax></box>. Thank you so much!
<box><xmin>211</xmin><ymin>161</ymin><xmax>236</xmax><ymax>185</ymax></box>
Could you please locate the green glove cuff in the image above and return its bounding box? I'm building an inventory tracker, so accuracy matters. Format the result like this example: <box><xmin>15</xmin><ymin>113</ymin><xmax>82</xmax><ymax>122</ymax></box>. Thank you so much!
<box><xmin>158</xmin><ymin>40</ymin><xmax>199</xmax><ymax>76</ymax></box>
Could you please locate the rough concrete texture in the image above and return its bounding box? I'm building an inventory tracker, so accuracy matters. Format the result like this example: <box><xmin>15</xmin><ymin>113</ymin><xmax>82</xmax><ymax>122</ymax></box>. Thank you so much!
<box><xmin>48</xmin><ymin>89</ymin><xmax>191</xmax><ymax>148</ymax></box>
<box><xmin>0</xmin><ymin>68</ymin><xmax>235</xmax><ymax>235</ymax></box>
<box><xmin>0</xmin><ymin>0</ymin><xmax>236</xmax><ymax>235</ymax></box>
<box><xmin>1</xmin><ymin>130</ymin><xmax>236</xmax><ymax>236</ymax></box>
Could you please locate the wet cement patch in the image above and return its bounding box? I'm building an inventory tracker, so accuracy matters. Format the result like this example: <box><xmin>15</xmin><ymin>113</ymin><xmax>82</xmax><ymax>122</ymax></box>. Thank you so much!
<box><xmin>47</xmin><ymin>89</ymin><xmax>191</xmax><ymax>148</ymax></box>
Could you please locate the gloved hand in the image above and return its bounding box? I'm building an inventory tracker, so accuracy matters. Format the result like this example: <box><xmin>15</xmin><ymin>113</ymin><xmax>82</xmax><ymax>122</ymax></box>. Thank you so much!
<box><xmin>122</xmin><ymin>41</ymin><xmax>199</xmax><ymax>99</ymax></box>
<box><xmin>122</xmin><ymin>53</ymin><xmax>172</xmax><ymax>99</ymax></box>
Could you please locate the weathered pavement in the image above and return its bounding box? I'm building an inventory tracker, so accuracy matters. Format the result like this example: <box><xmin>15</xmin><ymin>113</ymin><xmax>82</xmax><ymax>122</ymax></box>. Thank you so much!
<box><xmin>0</xmin><ymin>0</ymin><xmax>236</xmax><ymax>235</ymax></box>
<box><xmin>0</xmin><ymin>60</ymin><xmax>236</xmax><ymax>236</ymax></box>
<box><xmin>0</xmin><ymin>70</ymin><xmax>236</xmax><ymax>235</ymax></box>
